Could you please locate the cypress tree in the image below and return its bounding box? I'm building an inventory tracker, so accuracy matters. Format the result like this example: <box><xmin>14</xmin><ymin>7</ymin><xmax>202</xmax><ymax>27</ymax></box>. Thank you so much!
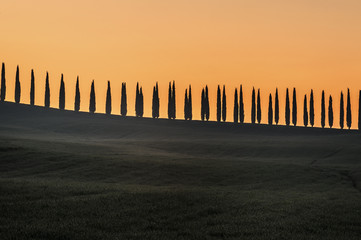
<box><xmin>15</xmin><ymin>66</ymin><xmax>21</xmax><ymax>103</ymax></box>
<box><xmin>346</xmin><ymin>88</ymin><xmax>352</xmax><ymax>129</ymax></box>
<box><xmin>359</xmin><ymin>90</ymin><xmax>361</xmax><ymax>130</ymax></box>
<box><xmin>268</xmin><ymin>93</ymin><xmax>273</xmax><ymax>125</ymax></box>
<box><xmin>205</xmin><ymin>86</ymin><xmax>210</xmax><ymax>121</ymax></box>
<box><xmin>105</xmin><ymin>81</ymin><xmax>111</xmax><ymax>114</ymax></box>
<box><xmin>59</xmin><ymin>74</ymin><xmax>65</xmax><ymax>110</ymax></box>
<box><xmin>172</xmin><ymin>81</ymin><xmax>176</xmax><ymax>119</ymax></box>
<box><xmin>303</xmin><ymin>95</ymin><xmax>308</xmax><ymax>127</ymax></box>
<box><xmin>74</xmin><ymin>76</ymin><xmax>80</xmax><ymax>111</ymax></box>
<box><xmin>121</xmin><ymin>83</ymin><xmax>127</xmax><ymax>116</ymax></box>
<box><xmin>340</xmin><ymin>92</ymin><xmax>344</xmax><ymax>129</ymax></box>
<box><xmin>155</xmin><ymin>83</ymin><xmax>160</xmax><ymax>118</ymax></box>
<box><xmin>168</xmin><ymin>82</ymin><xmax>172</xmax><ymax>119</ymax></box>
<box><xmin>321</xmin><ymin>90</ymin><xmax>325</xmax><ymax>128</ymax></box>
<box><xmin>217</xmin><ymin>85</ymin><xmax>221</xmax><ymax>122</ymax></box>
<box><xmin>329</xmin><ymin>95</ymin><xmax>333</xmax><ymax>128</ymax></box>
<box><xmin>292</xmin><ymin>88</ymin><xmax>297</xmax><ymax>126</ymax></box>
<box><xmin>188</xmin><ymin>85</ymin><xmax>192</xmax><ymax>120</ymax></box>
<box><xmin>285</xmin><ymin>88</ymin><xmax>290</xmax><ymax>126</ymax></box>
<box><xmin>310</xmin><ymin>89</ymin><xmax>314</xmax><ymax>127</ymax></box>
<box><xmin>222</xmin><ymin>85</ymin><xmax>226</xmax><ymax>122</ymax></box>
<box><xmin>201</xmin><ymin>88</ymin><xmax>205</xmax><ymax>121</ymax></box>
<box><xmin>30</xmin><ymin>69</ymin><xmax>35</xmax><ymax>105</ymax></box>
<box><xmin>251</xmin><ymin>87</ymin><xmax>256</xmax><ymax>124</ymax></box>
<box><xmin>233</xmin><ymin>88</ymin><xmax>238</xmax><ymax>123</ymax></box>
<box><xmin>0</xmin><ymin>63</ymin><xmax>5</xmax><ymax>101</ymax></box>
<box><xmin>275</xmin><ymin>88</ymin><xmax>279</xmax><ymax>125</ymax></box>
<box><xmin>152</xmin><ymin>86</ymin><xmax>156</xmax><ymax>118</ymax></box>
<box><xmin>45</xmin><ymin>72</ymin><xmax>50</xmax><ymax>108</ymax></box>
<box><xmin>89</xmin><ymin>80</ymin><xmax>96</xmax><ymax>113</ymax></box>
<box><xmin>139</xmin><ymin>87</ymin><xmax>144</xmax><ymax>117</ymax></box>
<box><xmin>257</xmin><ymin>89</ymin><xmax>261</xmax><ymax>124</ymax></box>
<box><xmin>184</xmin><ymin>89</ymin><xmax>188</xmax><ymax>120</ymax></box>
<box><xmin>239</xmin><ymin>85</ymin><xmax>244</xmax><ymax>124</ymax></box>
<box><xmin>136</xmin><ymin>82</ymin><xmax>140</xmax><ymax>117</ymax></box>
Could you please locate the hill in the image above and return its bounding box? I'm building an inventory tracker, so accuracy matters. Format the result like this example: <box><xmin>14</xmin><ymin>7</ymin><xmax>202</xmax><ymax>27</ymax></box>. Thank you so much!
<box><xmin>1</xmin><ymin>101</ymin><xmax>361</xmax><ymax>240</ymax></box>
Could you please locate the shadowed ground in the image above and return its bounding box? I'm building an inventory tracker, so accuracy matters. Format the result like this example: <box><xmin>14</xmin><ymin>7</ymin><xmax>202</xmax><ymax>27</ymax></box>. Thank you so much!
<box><xmin>1</xmin><ymin>102</ymin><xmax>361</xmax><ymax>240</ymax></box>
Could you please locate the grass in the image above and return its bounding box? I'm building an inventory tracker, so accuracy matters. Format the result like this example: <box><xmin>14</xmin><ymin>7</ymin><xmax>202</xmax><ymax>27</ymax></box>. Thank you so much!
<box><xmin>1</xmin><ymin>101</ymin><xmax>361</xmax><ymax>239</ymax></box>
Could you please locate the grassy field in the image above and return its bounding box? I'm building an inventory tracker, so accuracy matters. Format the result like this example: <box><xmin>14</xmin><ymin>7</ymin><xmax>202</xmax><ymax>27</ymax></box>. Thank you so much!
<box><xmin>1</xmin><ymin>102</ymin><xmax>361</xmax><ymax>239</ymax></box>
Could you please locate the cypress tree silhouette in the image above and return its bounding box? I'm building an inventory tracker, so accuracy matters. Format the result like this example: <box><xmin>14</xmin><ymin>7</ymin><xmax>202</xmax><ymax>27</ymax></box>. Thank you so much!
<box><xmin>201</xmin><ymin>88</ymin><xmax>205</xmax><ymax>121</ymax></box>
<box><xmin>321</xmin><ymin>90</ymin><xmax>325</xmax><ymax>128</ymax></box>
<box><xmin>340</xmin><ymin>91</ymin><xmax>344</xmax><ymax>129</ymax></box>
<box><xmin>285</xmin><ymin>88</ymin><xmax>290</xmax><ymax>126</ymax></box>
<box><xmin>275</xmin><ymin>88</ymin><xmax>279</xmax><ymax>125</ymax></box>
<box><xmin>155</xmin><ymin>83</ymin><xmax>160</xmax><ymax>118</ymax></box>
<box><xmin>310</xmin><ymin>89</ymin><xmax>314</xmax><ymax>127</ymax></box>
<box><xmin>239</xmin><ymin>85</ymin><xmax>244</xmax><ymax>124</ymax></box>
<box><xmin>268</xmin><ymin>93</ymin><xmax>273</xmax><ymax>125</ymax></box>
<box><xmin>0</xmin><ymin>63</ymin><xmax>5</xmax><ymax>101</ymax></box>
<box><xmin>44</xmin><ymin>72</ymin><xmax>50</xmax><ymax>108</ymax></box>
<box><xmin>188</xmin><ymin>85</ymin><xmax>192</xmax><ymax>120</ymax></box>
<box><xmin>346</xmin><ymin>88</ymin><xmax>352</xmax><ymax>129</ymax></box>
<box><xmin>303</xmin><ymin>95</ymin><xmax>308</xmax><ymax>127</ymax></box>
<box><xmin>172</xmin><ymin>81</ymin><xmax>176</xmax><ymax>119</ymax></box>
<box><xmin>139</xmin><ymin>87</ymin><xmax>144</xmax><ymax>117</ymax></box>
<box><xmin>184</xmin><ymin>89</ymin><xmax>188</xmax><ymax>120</ymax></box>
<box><xmin>74</xmin><ymin>76</ymin><xmax>80</xmax><ymax>112</ymax></box>
<box><xmin>89</xmin><ymin>80</ymin><xmax>96</xmax><ymax>113</ymax></box>
<box><xmin>222</xmin><ymin>85</ymin><xmax>227</xmax><ymax>122</ymax></box>
<box><xmin>205</xmin><ymin>86</ymin><xmax>210</xmax><ymax>121</ymax></box>
<box><xmin>121</xmin><ymin>83</ymin><xmax>127</xmax><ymax>116</ymax></box>
<box><xmin>105</xmin><ymin>81</ymin><xmax>111</xmax><ymax>114</ymax></box>
<box><xmin>233</xmin><ymin>88</ymin><xmax>238</xmax><ymax>123</ymax></box>
<box><xmin>59</xmin><ymin>74</ymin><xmax>65</xmax><ymax>110</ymax></box>
<box><xmin>217</xmin><ymin>85</ymin><xmax>221</xmax><ymax>122</ymax></box>
<box><xmin>30</xmin><ymin>69</ymin><xmax>35</xmax><ymax>105</ymax></box>
<box><xmin>152</xmin><ymin>86</ymin><xmax>157</xmax><ymax>118</ymax></box>
<box><xmin>168</xmin><ymin>82</ymin><xmax>171</xmax><ymax>119</ymax></box>
<box><xmin>14</xmin><ymin>66</ymin><xmax>21</xmax><ymax>103</ymax></box>
<box><xmin>292</xmin><ymin>88</ymin><xmax>297</xmax><ymax>126</ymax></box>
<box><xmin>136</xmin><ymin>82</ymin><xmax>140</xmax><ymax>117</ymax></box>
<box><xmin>359</xmin><ymin>90</ymin><xmax>361</xmax><ymax>130</ymax></box>
<box><xmin>329</xmin><ymin>95</ymin><xmax>333</xmax><ymax>128</ymax></box>
<box><xmin>251</xmin><ymin>87</ymin><xmax>256</xmax><ymax>124</ymax></box>
<box><xmin>257</xmin><ymin>89</ymin><xmax>261</xmax><ymax>124</ymax></box>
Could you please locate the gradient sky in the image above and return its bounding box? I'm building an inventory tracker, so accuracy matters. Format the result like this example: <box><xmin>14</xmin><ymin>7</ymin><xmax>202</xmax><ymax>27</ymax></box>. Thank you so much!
<box><xmin>1</xmin><ymin>0</ymin><xmax>361</xmax><ymax>128</ymax></box>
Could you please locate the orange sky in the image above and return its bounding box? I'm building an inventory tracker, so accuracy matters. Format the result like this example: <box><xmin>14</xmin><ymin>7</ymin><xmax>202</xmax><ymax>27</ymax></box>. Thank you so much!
<box><xmin>1</xmin><ymin>0</ymin><xmax>361</xmax><ymax>128</ymax></box>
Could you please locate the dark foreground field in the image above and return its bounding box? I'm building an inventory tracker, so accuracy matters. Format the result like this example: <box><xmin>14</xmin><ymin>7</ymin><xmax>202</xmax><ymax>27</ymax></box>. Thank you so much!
<box><xmin>1</xmin><ymin>102</ymin><xmax>361</xmax><ymax>239</ymax></box>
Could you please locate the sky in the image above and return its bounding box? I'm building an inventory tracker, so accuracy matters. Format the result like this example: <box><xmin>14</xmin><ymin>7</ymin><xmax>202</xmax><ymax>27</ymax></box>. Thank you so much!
<box><xmin>1</xmin><ymin>0</ymin><xmax>361</xmax><ymax>128</ymax></box>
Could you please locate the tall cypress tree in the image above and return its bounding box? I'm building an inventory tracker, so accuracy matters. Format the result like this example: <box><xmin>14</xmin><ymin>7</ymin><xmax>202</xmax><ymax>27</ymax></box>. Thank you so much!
<box><xmin>188</xmin><ymin>85</ymin><xmax>192</xmax><ymax>120</ymax></box>
<box><xmin>139</xmin><ymin>87</ymin><xmax>144</xmax><ymax>117</ymax></box>
<box><xmin>346</xmin><ymin>88</ymin><xmax>352</xmax><ymax>129</ymax></box>
<box><xmin>155</xmin><ymin>83</ymin><xmax>160</xmax><ymax>118</ymax></box>
<box><xmin>340</xmin><ymin>91</ymin><xmax>344</xmax><ymax>129</ymax></box>
<box><xmin>275</xmin><ymin>88</ymin><xmax>279</xmax><ymax>125</ymax></box>
<box><xmin>358</xmin><ymin>90</ymin><xmax>361</xmax><ymax>130</ymax></box>
<box><xmin>310</xmin><ymin>89</ymin><xmax>314</xmax><ymax>127</ymax></box>
<box><xmin>239</xmin><ymin>85</ymin><xmax>244</xmax><ymax>124</ymax></box>
<box><xmin>59</xmin><ymin>74</ymin><xmax>65</xmax><ymax>110</ymax></box>
<box><xmin>152</xmin><ymin>86</ymin><xmax>157</xmax><ymax>118</ymax></box>
<box><xmin>222</xmin><ymin>85</ymin><xmax>226</xmax><ymax>122</ymax></box>
<box><xmin>321</xmin><ymin>90</ymin><xmax>325</xmax><ymax>128</ymax></box>
<box><xmin>121</xmin><ymin>83</ymin><xmax>127</xmax><ymax>116</ymax></box>
<box><xmin>292</xmin><ymin>88</ymin><xmax>297</xmax><ymax>126</ymax></box>
<box><xmin>285</xmin><ymin>88</ymin><xmax>290</xmax><ymax>126</ymax></box>
<box><xmin>329</xmin><ymin>95</ymin><xmax>333</xmax><ymax>128</ymax></box>
<box><xmin>205</xmin><ymin>85</ymin><xmax>210</xmax><ymax>121</ymax></box>
<box><xmin>105</xmin><ymin>81</ymin><xmax>111</xmax><ymax>114</ymax></box>
<box><xmin>233</xmin><ymin>88</ymin><xmax>238</xmax><ymax>123</ymax></box>
<box><xmin>30</xmin><ymin>69</ymin><xmax>35</xmax><ymax>105</ymax></box>
<box><xmin>0</xmin><ymin>63</ymin><xmax>5</xmax><ymax>101</ymax></box>
<box><xmin>251</xmin><ymin>87</ymin><xmax>256</xmax><ymax>124</ymax></box>
<box><xmin>136</xmin><ymin>82</ymin><xmax>140</xmax><ymax>117</ymax></box>
<box><xmin>167</xmin><ymin>82</ymin><xmax>172</xmax><ymax>119</ymax></box>
<box><xmin>217</xmin><ymin>85</ymin><xmax>221</xmax><ymax>122</ymax></box>
<box><xmin>303</xmin><ymin>95</ymin><xmax>308</xmax><ymax>127</ymax></box>
<box><xmin>268</xmin><ymin>93</ymin><xmax>273</xmax><ymax>125</ymax></box>
<box><xmin>45</xmin><ymin>72</ymin><xmax>50</xmax><ymax>108</ymax></box>
<box><xmin>89</xmin><ymin>80</ymin><xmax>96</xmax><ymax>113</ymax></box>
<box><xmin>14</xmin><ymin>66</ymin><xmax>21</xmax><ymax>103</ymax></box>
<box><xmin>74</xmin><ymin>76</ymin><xmax>80</xmax><ymax>111</ymax></box>
<box><xmin>172</xmin><ymin>81</ymin><xmax>176</xmax><ymax>119</ymax></box>
<box><xmin>184</xmin><ymin>89</ymin><xmax>188</xmax><ymax>120</ymax></box>
<box><xmin>201</xmin><ymin>88</ymin><xmax>205</xmax><ymax>121</ymax></box>
<box><xmin>257</xmin><ymin>89</ymin><xmax>261</xmax><ymax>124</ymax></box>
